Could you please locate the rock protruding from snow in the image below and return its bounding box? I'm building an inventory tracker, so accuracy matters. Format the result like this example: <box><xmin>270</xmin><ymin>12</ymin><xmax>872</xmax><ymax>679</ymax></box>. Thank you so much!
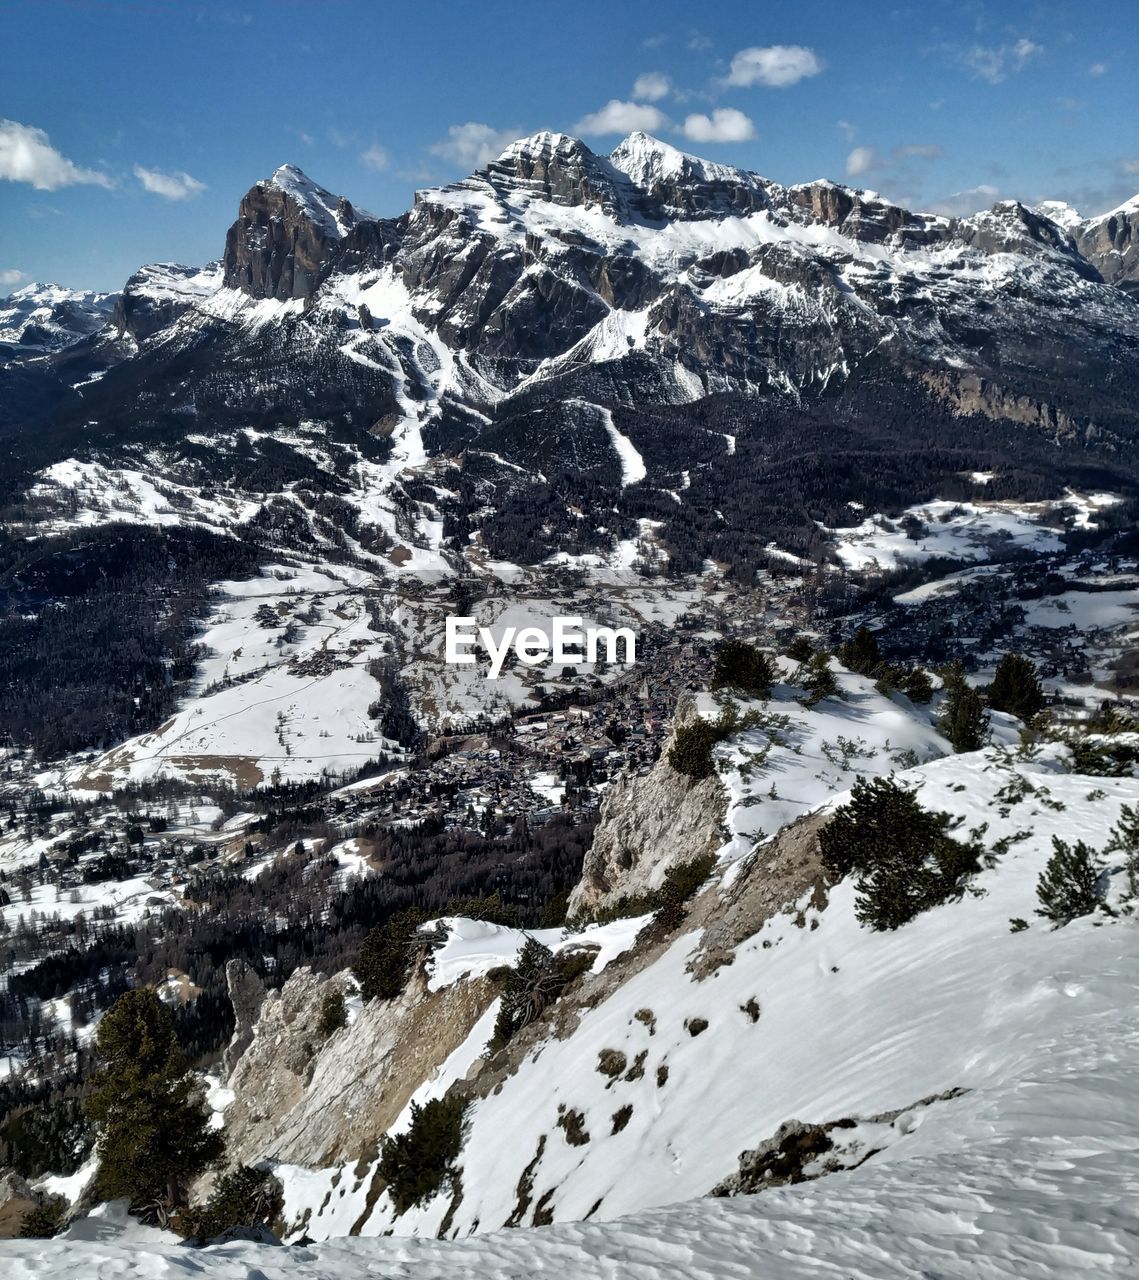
<box><xmin>222</xmin><ymin>966</ymin><xmax>495</xmax><ymax>1168</ymax></box>
<box><xmin>0</xmin><ymin>281</ymin><xmax>114</xmax><ymax>353</ymax></box>
<box><xmin>1074</xmin><ymin>194</ymin><xmax>1139</xmax><ymax>293</ymax></box>
<box><xmin>568</xmin><ymin>696</ymin><xmax>727</xmax><ymax>917</ymax></box>
<box><xmin>222</xmin><ymin>959</ymin><xmax>267</xmax><ymax>1079</ymax></box>
<box><xmin>223</xmin><ymin>165</ymin><xmax>381</xmax><ymax>301</ymax></box>
<box><xmin>112</xmin><ymin>261</ymin><xmax>223</xmax><ymax>342</ymax></box>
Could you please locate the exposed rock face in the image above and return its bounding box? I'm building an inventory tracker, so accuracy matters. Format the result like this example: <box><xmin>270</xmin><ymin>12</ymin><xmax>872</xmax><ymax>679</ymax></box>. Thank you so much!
<box><xmin>222</xmin><ymin>958</ymin><xmax>267</xmax><ymax>1079</ymax></box>
<box><xmin>0</xmin><ymin>1169</ymin><xmax>44</xmax><ymax>1239</ymax></box>
<box><xmin>222</xmin><ymin>966</ymin><xmax>496</xmax><ymax>1167</ymax></box>
<box><xmin>223</xmin><ymin>165</ymin><xmax>389</xmax><ymax>301</ymax></box>
<box><xmin>112</xmin><ymin>263</ymin><xmax>223</xmax><ymax>342</ymax></box>
<box><xmin>568</xmin><ymin>697</ymin><xmax>728</xmax><ymax>917</ymax></box>
<box><xmin>1075</xmin><ymin>199</ymin><xmax>1139</xmax><ymax>295</ymax></box>
<box><xmin>0</xmin><ymin>282</ymin><xmax>114</xmax><ymax>356</ymax></box>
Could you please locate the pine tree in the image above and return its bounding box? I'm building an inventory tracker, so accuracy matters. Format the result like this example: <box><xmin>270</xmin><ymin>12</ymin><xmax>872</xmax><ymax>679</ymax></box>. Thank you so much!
<box><xmin>838</xmin><ymin>626</ymin><xmax>882</xmax><ymax>677</ymax></box>
<box><xmin>1035</xmin><ymin>837</ymin><xmax>1101</xmax><ymax>926</ymax></box>
<box><xmin>801</xmin><ymin>652</ymin><xmax>839</xmax><ymax>706</ymax></box>
<box><xmin>1108</xmin><ymin>803</ymin><xmax>1139</xmax><ymax>897</ymax></box>
<box><xmin>85</xmin><ymin>988</ymin><xmax>223</xmax><ymax>1215</ymax></box>
<box><xmin>377</xmin><ymin>1094</ymin><xmax>467</xmax><ymax>1215</ymax></box>
<box><xmin>180</xmin><ymin>1164</ymin><xmax>284</xmax><ymax>1243</ymax></box>
<box><xmin>316</xmin><ymin>989</ymin><xmax>347</xmax><ymax>1038</ymax></box>
<box><xmin>710</xmin><ymin>640</ymin><xmax>776</xmax><ymax>699</ymax></box>
<box><xmin>354</xmin><ymin>908</ymin><xmax>427</xmax><ymax>1002</ymax></box>
<box><xmin>819</xmin><ymin>775</ymin><xmax>983</xmax><ymax>930</ymax></box>
<box><xmin>940</xmin><ymin>667</ymin><xmax>988</xmax><ymax>752</ymax></box>
<box><xmin>987</xmin><ymin>653</ymin><xmax>1044</xmax><ymax>720</ymax></box>
<box><xmin>492</xmin><ymin>937</ymin><xmax>567</xmax><ymax>1047</ymax></box>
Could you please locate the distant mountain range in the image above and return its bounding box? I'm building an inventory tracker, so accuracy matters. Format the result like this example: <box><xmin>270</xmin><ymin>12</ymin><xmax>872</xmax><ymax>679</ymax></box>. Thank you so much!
<box><xmin>3</xmin><ymin>131</ymin><xmax>1138</xmax><ymax>573</ymax></box>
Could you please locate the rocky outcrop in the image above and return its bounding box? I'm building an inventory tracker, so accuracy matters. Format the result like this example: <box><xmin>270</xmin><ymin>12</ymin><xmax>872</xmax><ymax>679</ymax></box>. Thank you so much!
<box><xmin>221</xmin><ymin>966</ymin><xmax>496</xmax><ymax>1167</ymax></box>
<box><xmin>919</xmin><ymin>369</ymin><xmax>1085</xmax><ymax>440</ymax></box>
<box><xmin>222</xmin><ymin>959</ymin><xmax>267</xmax><ymax>1079</ymax></box>
<box><xmin>568</xmin><ymin>697</ymin><xmax>728</xmax><ymax>917</ymax></box>
<box><xmin>0</xmin><ymin>1169</ymin><xmax>46</xmax><ymax>1239</ymax></box>
<box><xmin>112</xmin><ymin>263</ymin><xmax>222</xmax><ymax>343</ymax></box>
<box><xmin>223</xmin><ymin>165</ymin><xmax>389</xmax><ymax>301</ymax></box>
<box><xmin>1075</xmin><ymin>199</ymin><xmax>1139</xmax><ymax>295</ymax></box>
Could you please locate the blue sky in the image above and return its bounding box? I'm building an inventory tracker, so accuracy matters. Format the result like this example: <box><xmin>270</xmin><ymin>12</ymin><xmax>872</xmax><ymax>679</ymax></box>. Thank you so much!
<box><xmin>1</xmin><ymin>0</ymin><xmax>1135</xmax><ymax>291</ymax></box>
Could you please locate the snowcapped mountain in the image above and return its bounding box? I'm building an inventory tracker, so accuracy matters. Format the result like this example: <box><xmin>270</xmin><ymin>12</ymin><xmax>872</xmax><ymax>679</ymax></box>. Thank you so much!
<box><xmin>0</xmin><ymin>281</ymin><xmax>115</xmax><ymax>355</ymax></box>
<box><xmin>4</xmin><ymin>130</ymin><xmax>1137</xmax><ymax>581</ymax></box>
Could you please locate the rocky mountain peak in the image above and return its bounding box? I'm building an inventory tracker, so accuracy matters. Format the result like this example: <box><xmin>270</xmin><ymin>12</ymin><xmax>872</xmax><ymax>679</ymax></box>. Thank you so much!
<box><xmin>1074</xmin><ymin>193</ymin><xmax>1139</xmax><ymax>295</ymax></box>
<box><xmin>608</xmin><ymin>130</ymin><xmax>770</xmax><ymax>218</ymax></box>
<box><xmin>223</xmin><ymin>163</ymin><xmax>378</xmax><ymax>301</ymax></box>
<box><xmin>481</xmin><ymin>130</ymin><xmax>628</xmax><ymax>214</ymax></box>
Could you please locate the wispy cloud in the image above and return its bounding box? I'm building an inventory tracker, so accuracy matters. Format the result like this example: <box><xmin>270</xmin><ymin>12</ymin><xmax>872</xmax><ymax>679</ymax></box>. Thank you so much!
<box><xmin>430</xmin><ymin>122</ymin><xmax>520</xmax><ymax>169</ymax></box>
<box><xmin>360</xmin><ymin>144</ymin><xmax>389</xmax><ymax>172</ymax></box>
<box><xmin>573</xmin><ymin>100</ymin><xmax>670</xmax><ymax>136</ymax></box>
<box><xmin>960</xmin><ymin>37</ymin><xmax>1043</xmax><ymax>84</ymax></box>
<box><xmin>133</xmin><ymin>165</ymin><xmax>206</xmax><ymax>200</ymax></box>
<box><xmin>724</xmin><ymin>45</ymin><xmax>824</xmax><ymax>88</ymax></box>
<box><xmin>0</xmin><ymin>267</ymin><xmax>27</xmax><ymax>289</ymax></box>
<box><xmin>1089</xmin><ymin>61</ymin><xmax>1108</xmax><ymax>77</ymax></box>
<box><xmin>681</xmin><ymin>108</ymin><xmax>756</xmax><ymax>143</ymax></box>
<box><xmin>0</xmin><ymin>119</ymin><xmax>113</xmax><ymax>191</ymax></box>
<box><xmin>632</xmin><ymin>72</ymin><xmax>672</xmax><ymax>102</ymax></box>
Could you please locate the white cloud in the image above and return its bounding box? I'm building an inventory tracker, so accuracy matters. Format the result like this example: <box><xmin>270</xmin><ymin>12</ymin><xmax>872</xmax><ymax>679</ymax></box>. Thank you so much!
<box><xmin>725</xmin><ymin>45</ymin><xmax>823</xmax><ymax>88</ymax></box>
<box><xmin>681</xmin><ymin>108</ymin><xmax>756</xmax><ymax>143</ymax></box>
<box><xmin>632</xmin><ymin>71</ymin><xmax>671</xmax><ymax>101</ymax></box>
<box><xmin>961</xmin><ymin>38</ymin><xmax>1042</xmax><ymax>84</ymax></box>
<box><xmin>1122</xmin><ymin>158</ymin><xmax>1139</xmax><ymax>175</ymax></box>
<box><xmin>929</xmin><ymin>184</ymin><xmax>1000</xmax><ymax>217</ymax></box>
<box><xmin>845</xmin><ymin>146</ymin><xmax>878</xmax><ymax>177</ymax></box>
<box><xmin>0</xmin><ymin>119</ymin><xmax>113</xmax><ymax>191</ymax></box>
<box><xmin>573</xmin><ymin>100</ymin><xmax>670</xmax><ymax>136</ymax></box>
<box><xmin>837</xmin><ymin>119</ymin><xmax>856</xmax><ymax>142</ymax></box>
<box><xmin>893</xmin><ymin>143</ymin><xmax>942</xmax><ymax>160</ymax></box>
<box><xmin>1089</xmin><ymin>62</ymin><xmax>1108</xmax><ymax>77</ymax></box>
<box><xmin>360</xmin><ymin>144</ymin><xmax>389</xmax><ymax>172</ymax></box>
<box><xmin>0</xmin><ymin>268</ymin><xmax>27</xmax><ymax>289</ymax></box>
<box><xmin>429</xmin><ymin>122</ymin><xmax>520</xmax><ymax>169</ymax></box>
<box><xmin>133</xmin><ymin>165</ymin><xmax>207</xmax><ymax>200</ymax></box>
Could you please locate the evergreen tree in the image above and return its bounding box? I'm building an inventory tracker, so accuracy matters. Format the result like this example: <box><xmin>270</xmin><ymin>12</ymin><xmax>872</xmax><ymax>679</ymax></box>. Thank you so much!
<box><xmin>85</xmin><ymin>988</ymin><xmax>223</xmax><ymax>1215</ymax></box>
<box><xmin>987</xmin><ymin>653</ymin><xmax>1045</xmax><ymax>720</ymax></box>
<box><xmin>377</xmin><ymin>1094</ymin><xmax>467</xmax><ymax>1215</ymax></box>
<box><xmin>492</xmin><ymin>937</ymin><xmax>568</xmax><ymax>1047</ymax></box>
<box><xmin>838</xmin><ymin>626</ymin><xmax>883</xmax><ymax>677</ymax></box>
<box><xmin>180</xmin><ymin>1164</ymin><xmax>284</xmax><ymax>1243</ymax></box>
<box><xmin>939</xmin><ymin>667</ymin><xmax>988</xmax><ymax>752</ymax></box>
<box><xmin>354</xmin><ymin>908</ymin><xmax>428</xmax><ymax>1002</ymax></box>
<box><xmin>1108</xmin><ymin>803</ymin><xmax>1139</xmax><ymax>898</ymax></box>
<box><xmin>1035</xmin><ymin>837</ymin><xmax>1100</xmax><ymax>926</ymax></box>
<box><xmin>710</xmin><ymin>640</ymin><xmax>776</xmax><ymax>700</ymax></box>
<box><xmin>897</xmin><ymin>666</ymin><xmax>934</xmax><ymax>704</ymax></box>
<box><xmin>784</xmin><ymin>635</ymin><xmax>815</xmax><ymax>663</ymax></box>
<box><xmin>819</xmin><ymin>776</ymin><xmax>983</xmax><ymax>930</ymax></box>
<box><xmin>315</xmin><ymin>989</ymin><xmax>347</xmax><ymax>1039</ymax></box>
<box><xmin>668</xmin><ymin>719</ymin><xmax>725</xmax><ymax>780</ymax></box>
<box><xmin>801</xmin><ymin>652</ymin><xmax>839</xmax><ymax>706</ymax></box>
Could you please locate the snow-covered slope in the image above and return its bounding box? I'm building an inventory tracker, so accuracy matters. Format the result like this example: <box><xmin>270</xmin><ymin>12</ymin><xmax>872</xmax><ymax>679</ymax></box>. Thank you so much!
<box><xmin>0</xmin><ymin>281</ymin><xmax>115</xmax><ymax>353</ymax></box>
<box><xmin>11</xmin><ymin>742</ymin><xmax>1137</xmax><ymax>1276</ymax></box>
